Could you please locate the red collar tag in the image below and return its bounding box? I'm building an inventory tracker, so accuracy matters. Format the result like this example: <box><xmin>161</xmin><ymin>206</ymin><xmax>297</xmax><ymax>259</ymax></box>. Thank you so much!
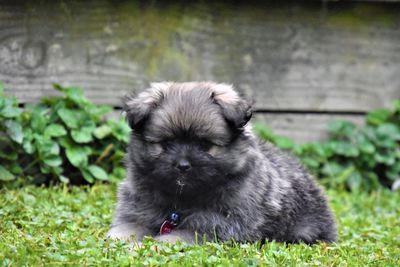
<box><xmin>159</xmin><ymin>211</ymin><xmax>180</xmax><ymax>235</ymax></box>
<box><xmin>160</xmin><ymin>220</ymin><xmax>175</xmax><ymax>235</ymax></box>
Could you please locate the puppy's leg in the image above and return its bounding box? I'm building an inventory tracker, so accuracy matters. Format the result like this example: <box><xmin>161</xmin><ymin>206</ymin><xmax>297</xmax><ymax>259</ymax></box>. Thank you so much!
<box><xmin>107</xmin><ymin>223</ymin><xmax>152</xmax><ymax>242</ymax></box>
<box><xmin>154</xmin><ymin>229</ymin><xmax>195</xmax><ymax>244</ymax></box>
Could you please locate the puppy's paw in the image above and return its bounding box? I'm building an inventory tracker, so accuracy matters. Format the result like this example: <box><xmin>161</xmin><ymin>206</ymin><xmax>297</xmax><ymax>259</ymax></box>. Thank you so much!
<box><xmin>154</xmin><ymin>230</ymin><xmax>195</xmax><ymax>244</ymax></box>
<box><xmin>107</xmin><ymin>223</ymin><xmax>149</xmax><ymax>242</ymax></box>
<box><xmin>154</xmin><ymin>234</ymin><xmax>183</xmax><ymax>244</ymax></box>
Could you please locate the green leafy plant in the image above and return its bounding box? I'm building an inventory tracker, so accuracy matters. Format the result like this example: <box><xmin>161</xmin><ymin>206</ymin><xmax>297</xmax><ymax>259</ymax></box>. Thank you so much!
<box><xmin>0</xmin><ymin>83</ymin><xmax>130</xmax><ymax>185</ymax></box>
<box><xmin>254</xmin><ymin>100</ymin><xmax>400</xmax><ymax>192</ymax></box>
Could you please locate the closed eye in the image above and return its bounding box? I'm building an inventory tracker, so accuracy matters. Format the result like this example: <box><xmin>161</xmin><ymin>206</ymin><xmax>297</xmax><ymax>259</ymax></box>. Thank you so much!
<box><xmin>146</xmin><ymin>141</ymin><xmax>163</xmax><ymax>156</ymax></box>
<box><xmin>146</xmin><ymin>139</ymin><xmax>173</xmax><ymax>150</ymax></box>
<box><xmin>199</xmin><ymin>140</ymin><xmax>213</xmax><ymax>150</ymax></box>
<box><xmin>199</xmin><ymin>140</ymin><xmax>220</xmax><ymax>156</ymax></box>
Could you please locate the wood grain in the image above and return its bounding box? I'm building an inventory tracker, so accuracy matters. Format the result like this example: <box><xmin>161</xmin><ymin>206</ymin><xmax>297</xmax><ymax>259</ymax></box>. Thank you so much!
<box><xmin>253</xmin><ymin>113</ymin><xmax>365</xmax><ymax>143</ymax></box>
<box><xmin>1</xmin><ymin>1</ymin><xmax>399</xmax><ymax>112</ymax></box>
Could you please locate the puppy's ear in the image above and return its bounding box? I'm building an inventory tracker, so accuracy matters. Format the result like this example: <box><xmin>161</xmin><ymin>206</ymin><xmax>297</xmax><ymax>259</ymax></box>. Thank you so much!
<box><xmin>210</xmin><ymin>84</ymin><xmax>253</xmax><ymax>129</ymax></box>
<box><xmin>123</xmin><ymin>82</ymin><xmax>171</xmax><ymax>129</ymax></box>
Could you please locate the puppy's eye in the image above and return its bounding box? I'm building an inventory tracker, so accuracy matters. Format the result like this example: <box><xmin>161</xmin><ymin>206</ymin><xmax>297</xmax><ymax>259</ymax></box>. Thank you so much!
<box><xmin>207</xmin><ymin>145</ymin><xmax>219</xmax><ymax>156</ymax></box>
<box><xmin>199</xmin><ymin>140</ymin><xmax>212</xmax><ymax>150</ymax></box>
<box><xmin>200</xmin><ymin>140</ymin><xmax>219</xmax><ymax>156</ymax></box>
<box><xmin>147</xmin><ymin>142</ymin><xmax>163</xmax><ymax>156</ymax></box>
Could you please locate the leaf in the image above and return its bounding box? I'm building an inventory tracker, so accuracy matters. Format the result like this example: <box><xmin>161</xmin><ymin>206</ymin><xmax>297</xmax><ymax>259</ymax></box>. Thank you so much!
<box><xmin>301</xmin><ymin>157</ymin><xmax>320</xmax><ymax>169</ymax></box>
<box><xmin>336</xmin><ymin>166</ymin><xmax>355</xmax><ymax>187</ymax></box>
<box><xmin>364</xmin><ymin>172</ymin><xmax>380</xmax><ymax>190</ymax></box>
<box><xmin>71</xmin><ymin>126</ymin><xmax>94</xmax><ymax>143</ymax></box>
<box><xmin>0</xmin><ymin>165</ymin><xmax>15</xmax><ymax>181</ymax></box>
<box><xmin>20</xmin><ymin>110</ymin><xmax>32</xmax><ymax>124</ymax></box>
<box><xmin>31</xmin><ymin>110</ymin><xmax>46</xmax><ymax>131</ymax></box>
<box><xmin>252</xmin><ymin>122</ymin><xmax>275</xmax><ymax>141</ymax></box>
<box><xmin>111</xmin><ymin>167</ymin><xmax>126</xmax><ymax>180</ymax></box>
<box><xmin>53</xmin><ymin>83</ymin><xmax>66</xmax><ymax>92</ymax></box>
<box><xmin>58</xmin><ymin>136</ymin><xmax>73</xmax><ymax>149</ymax></box>
<box><xmin>329</xmin><ymin>141</ymin><xmax>359</xmax><ymax>157</ymax></box>
<box><xmin>44</xmin><ymin>124</ymin><xmax>67</xmax><ymax>138</ymax></box>
<box><xmin>4</xmin><ymin>120</ymin><xmax>23</xmax><ymax>144</ymax></box>
<box><xmin>87</xmin><ymin>165</ymin><xmax>108</xmax><ymax>180</ymax></box>
<box><xmin>362</xmin><ymin>125</ymin><xmax>377</xmax><ymax>142</ymax></box>
<box><xmin>0</xmin><ymin>98</ymin><xmax>21</xmax><ymax>118</ymax></box>
<box><xmin>40</xmin><ymin>164</ymin><xmax>51</xmax><ymax>174</ymax></box>
<box><xmin>366</xmin><ymin>109</ymin><xmax>391</xmax><ymax>126</ymax></box>
<box><xmin>66</xmin><ymin>146</ymin><xmax>90</xmax><ymax>167</ymax></box>
<box><xmin>356</xmin><ymin>135</ymin><xmax>375</xmax><ymax>154</ymax></box>
<box><xmin>59</xmin><ymin>175</ymin><xmax>70</xmax><ymax>184</ymax></box>
<box><xmin>274</xmin><ymin>136</ymin><xmax>295</xmax><ymax>150</ymax></box>
<box><xmin>359</xmin><ymin>142</ymin><xmax>375</xmax><ymax>154</ymax></box>
<box><xmin>65</xmin><ymin>87</ymin><xmax>88</xmax><ymax>106</ymax></box>
<box><xmin>81</xmin><ymin>169</ymin><xmax>94</xmax><ymax>183</ymax></box>
<box><xmin>94</xmin><ymin>125</ymin><xmax>112</xmax><ymax>139</ymax></box>
<box><xmin>393</xmin><ymin>100</ymin><xmax>400</xmax><ymax>112</ymax></box>
<box><xmin>110</xmin><ymin>120</ymin><xmax>130</xmax><ymax>143</ymax></box>
<box><xmin>347</xmin><ymin>170</ymin><xmax>362</xmax><ymax>191</ymax></box>
<box><xmin>327</xmin><ymin>120</ymin><xmax>356</xmax><ymax>137</ymax></box>
<box><xmin>311</xmin><ymin>143</ymin><xmax>327</xmax><ymax>157</ymax></box>
<box><xmin>374</xmin><ymin>152</ymin><xmax>395</xmax><ymax>165</ymax></box>
<box><xmin>22</xmin><ymin>127</ymin><xmax>33</xmax><ymax>140</ymax></box>
<box><xmin>50</xmin><ymin>166</ymin><xmax>63</xmax><ymax>176</ymax></box>
<box><xmin>43</xmin><ymin>155</ymin><xmax>62</xmax><ymax>167</ymax></box>
<box><xmin>376</xmin><ymin>123</ymin><xmax>400</xmax><ymax>140</ymax></box>
<box><xmin>57</xmin><ymin>108</ymin><xmax>80</xmax><ymax>129</ymax></box>
<box><xmin>35</xmin><ymin>136</ymin><xmax>60</xmax><ymax>156</ymax></box>
<box><xmin>88</xmin><ymin>105</ymin><xmax>112</xmax><ymax>118</ymax></box>
<box><xmin>8</xmin><ymin>162</ymin><xmax>22</xmax><ymax>175</ymax></box>
<box><xmin>322</xmin><ymin>162</ymin><xmax>345</xmax><ymax>177</ymax></box>
<box><xmin>386</xmin><ymin>162</ymin><xmax>400</xmax><ymax>181</ymax></box>
<box><xmin>23</xmin><ymin>140</ymin><xmax>35</xmax><ymax>154</ymax></box>
<box><xmin>0</xmin><ymin>150</ymin><xmax>18</xmax><ymax>160</ymax></box>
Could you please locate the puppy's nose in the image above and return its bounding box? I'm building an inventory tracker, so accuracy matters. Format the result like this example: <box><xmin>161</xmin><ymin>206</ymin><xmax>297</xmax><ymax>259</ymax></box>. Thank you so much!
<box><xmin>175</xmin><ymin>159</ymin><xmax>191</xmax><ymax>172</ymax></box>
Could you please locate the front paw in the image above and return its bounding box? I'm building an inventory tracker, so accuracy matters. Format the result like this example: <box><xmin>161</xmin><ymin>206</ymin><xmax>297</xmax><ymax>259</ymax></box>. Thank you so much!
<box><xmin>107</xmin><ymin>223</ymin><xmax>150</xmax><ymax>242</ymax></box>
<box><xmin>154</xmin><ymin>230</ymin><xmax>195</xmax><ymax>244</ymax></box>
<box><xmin>154</xmin><ymin>234</ymin><xmax>182</xmax><ymax>244</ymax></box>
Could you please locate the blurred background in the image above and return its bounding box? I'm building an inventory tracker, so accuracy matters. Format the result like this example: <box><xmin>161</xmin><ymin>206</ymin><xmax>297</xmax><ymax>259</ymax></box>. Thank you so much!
<box><xmin>2</xmin><ymin>0</ymin><xmax>399</xmax><ymax>143</ymax></box>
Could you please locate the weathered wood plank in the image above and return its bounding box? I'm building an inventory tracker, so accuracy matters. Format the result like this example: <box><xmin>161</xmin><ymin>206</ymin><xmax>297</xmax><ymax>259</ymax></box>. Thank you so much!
<box><xmin>1</xmin><ymin>1</ymin><xmax>400</xmax><ymax>111</ymax></box>
<box><xmin>106</xmin><ymin>110</ymin><xmax>364</xmax><ymax>144</ymax></box>
<box><xmin>253</xmin><ymin>113</ymin><xmax>365</xmax><ymax>143</ymax></box>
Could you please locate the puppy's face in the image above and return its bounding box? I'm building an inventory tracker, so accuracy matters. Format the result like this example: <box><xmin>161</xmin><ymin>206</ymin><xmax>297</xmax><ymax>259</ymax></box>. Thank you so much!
<box><xmin>124</xmin><ymin>82</ymin><xmax>253</xmax><ymax>197</ymax></box>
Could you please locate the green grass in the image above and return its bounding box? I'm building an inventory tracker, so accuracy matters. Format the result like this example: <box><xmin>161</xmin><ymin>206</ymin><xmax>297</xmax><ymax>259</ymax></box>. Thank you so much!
<box><xmin>1</xmin><ymin>185</ymin><xmax>399</xmax><ymax>266</ymax></box>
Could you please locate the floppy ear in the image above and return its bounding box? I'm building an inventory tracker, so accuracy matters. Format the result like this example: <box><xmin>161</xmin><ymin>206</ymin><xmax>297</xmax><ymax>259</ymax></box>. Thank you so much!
<box><xmin>210</xmin><ymin>83</ymin><xmax>253</xmax><ymax>129</ymax></box>
<box><xmin>123</xmin><ymin>82</ymin><xmax>171</xmax><ymax>129</ymax></box>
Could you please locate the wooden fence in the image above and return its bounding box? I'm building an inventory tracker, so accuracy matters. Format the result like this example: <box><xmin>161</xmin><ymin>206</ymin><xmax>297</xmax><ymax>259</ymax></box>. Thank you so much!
<box><xmin>1</xmin><ymin>1</ymin><xmax>400</xmax><ymax>142</ymax></box>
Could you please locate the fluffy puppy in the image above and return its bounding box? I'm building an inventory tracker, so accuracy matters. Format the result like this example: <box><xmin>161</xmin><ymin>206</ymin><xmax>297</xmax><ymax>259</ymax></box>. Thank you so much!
<box><xmin>108</xmin><ymin>82</ymin><xmax>337</xmax><ymax>244</ymax></box>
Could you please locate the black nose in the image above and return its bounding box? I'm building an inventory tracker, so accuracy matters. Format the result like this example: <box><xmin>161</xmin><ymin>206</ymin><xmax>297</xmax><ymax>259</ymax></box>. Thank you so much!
<box><xmin>175</xmin><ymin>159</ymin><xmax>191</xmax><ymax>172</ymax></box>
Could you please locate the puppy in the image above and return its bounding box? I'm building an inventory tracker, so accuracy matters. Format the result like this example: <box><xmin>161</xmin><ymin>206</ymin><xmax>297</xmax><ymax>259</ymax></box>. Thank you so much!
<box><xmin>108</xmin><ymin>82</ymin><xmax>337</xmax><ymax>244</ymax></box>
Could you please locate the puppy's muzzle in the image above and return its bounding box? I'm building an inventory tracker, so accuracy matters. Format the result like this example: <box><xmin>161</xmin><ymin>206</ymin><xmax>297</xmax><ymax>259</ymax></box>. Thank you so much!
<box><xmin>175</xmin><ymin>158</ymin><xmax>191</xmax><ymax>172</ymax></box>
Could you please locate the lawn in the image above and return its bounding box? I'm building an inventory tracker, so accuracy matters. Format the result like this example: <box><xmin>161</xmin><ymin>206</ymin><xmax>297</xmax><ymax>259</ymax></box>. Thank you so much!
<box><xmin>0</xmin><ymin>184</ymin><xmax>399</xmax><ymax>266</ymax></box>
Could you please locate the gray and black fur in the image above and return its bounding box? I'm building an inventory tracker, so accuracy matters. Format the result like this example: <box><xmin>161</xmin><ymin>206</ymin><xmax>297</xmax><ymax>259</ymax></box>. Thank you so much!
<box><xmin>108</xmin><ymin>82</ymin><xmax>337</xmax><ymax>244</ymax></box>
